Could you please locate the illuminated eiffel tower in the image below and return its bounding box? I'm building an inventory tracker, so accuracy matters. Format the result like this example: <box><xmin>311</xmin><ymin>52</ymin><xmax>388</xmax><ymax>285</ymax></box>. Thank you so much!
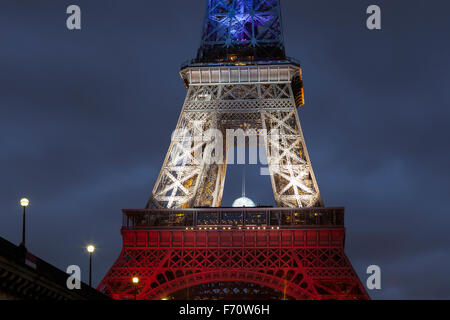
<box><xmin>99</xmin><ymin>0</ymin><xmax>369</xmax><ymax>300</ymax></box>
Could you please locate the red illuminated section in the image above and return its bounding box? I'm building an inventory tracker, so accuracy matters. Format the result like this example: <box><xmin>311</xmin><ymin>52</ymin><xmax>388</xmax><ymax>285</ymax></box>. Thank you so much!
<box><xmin>98</xmin><ymin>207</ymin><xmax>369</xmax><ymax>300</ymax></box>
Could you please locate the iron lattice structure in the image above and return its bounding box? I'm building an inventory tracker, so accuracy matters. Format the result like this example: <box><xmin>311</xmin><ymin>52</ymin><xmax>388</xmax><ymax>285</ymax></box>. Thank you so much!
<box><xmin>99</xmin><ymin>208</ymin><xmax>368</xmax><ymax>300</ymax></box>
<box><xmin>197</xmin><ymin>0</ymin><xmax>285</xmax><ymax>62</ymax></box>
<box><xmin>99</xmin><ymin>0</ymin><xmax>369</xmax><ymax>300</ymax></box>
<box><xmin>147</xmin><ymin>62</ymin><xmax>320</xmax><ymax>209</ymax></box>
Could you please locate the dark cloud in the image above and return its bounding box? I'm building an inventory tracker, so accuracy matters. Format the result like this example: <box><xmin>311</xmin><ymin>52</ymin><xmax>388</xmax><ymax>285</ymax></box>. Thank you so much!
<box><xmin>1</xmin><ymin>0</ymin><xmax>449</xmax><ymax>299</ymax></box>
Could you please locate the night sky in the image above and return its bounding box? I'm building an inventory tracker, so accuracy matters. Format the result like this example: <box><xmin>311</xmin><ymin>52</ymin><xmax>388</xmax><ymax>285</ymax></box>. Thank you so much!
<box><xmin>1</xmin><ymin>0</ymin><xmax>449</xmax><ymax>299</ymax></box>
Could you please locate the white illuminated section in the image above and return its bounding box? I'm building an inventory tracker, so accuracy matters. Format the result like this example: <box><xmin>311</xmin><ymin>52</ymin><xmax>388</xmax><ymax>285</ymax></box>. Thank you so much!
<box><xmin>232</xmin><ymin>196</ymin><xmax>256</xmax><ymax>208</ymax></box>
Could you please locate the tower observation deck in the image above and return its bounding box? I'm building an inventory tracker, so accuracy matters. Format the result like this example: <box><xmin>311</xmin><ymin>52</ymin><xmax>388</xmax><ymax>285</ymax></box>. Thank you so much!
<box><xmin>98</xmin><ymin>0</ymin><xmax>369</xmax><ymax>300</ymax></box>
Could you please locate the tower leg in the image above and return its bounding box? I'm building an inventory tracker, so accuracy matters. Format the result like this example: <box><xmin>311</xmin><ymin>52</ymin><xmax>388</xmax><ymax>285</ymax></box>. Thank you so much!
<box><xmin>148</xmin><ymin>104</ymin><xmax>227</xmax><ymax>209</ymax></box>
<box><xmin>261</xmin><ymin>107</ymin><xmax>322</xmax><ymax>208</ymax></box>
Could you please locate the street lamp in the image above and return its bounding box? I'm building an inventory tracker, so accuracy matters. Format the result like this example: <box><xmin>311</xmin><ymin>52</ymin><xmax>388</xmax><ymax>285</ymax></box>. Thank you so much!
<box><xmin>86</xmin><ymin>244</ymin><xmax>95</xmax><ymax>287</ymax></box>
<box><xmin>132</xmin><ymin>276</ymin><xmax>139</xmax><ymax>300</ymax></box>
<box><xmin>19</xmin><ymin>198</ymin><xmax>29</xmax><ymax>247</ymax></box>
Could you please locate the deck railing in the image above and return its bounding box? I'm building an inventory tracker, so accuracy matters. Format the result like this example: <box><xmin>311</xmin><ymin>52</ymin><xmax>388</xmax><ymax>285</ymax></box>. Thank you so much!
<box><xmin>122</xmin><ymin>207</ymin><xmax>344</xmax><ymax>229</ymax></box>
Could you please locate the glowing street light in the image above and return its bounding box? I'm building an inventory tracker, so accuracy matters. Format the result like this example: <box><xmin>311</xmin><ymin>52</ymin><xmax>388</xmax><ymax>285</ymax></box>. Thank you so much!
<box><xmin>86</xmin><ymin>244</ymin><xmax>95</xmax><ymax>287</ymax></box>
<box><xmin>19</xmin><ymin>198</ymin><xmax>29</xmax><ymax>247</ymax></box>
<box><xmin>20</xmin><ymin>198</ymin><xmax>29</xmax><ymax>207</ymax></box>
<box><xmin>132</xmin><ymin>277</ymin><xmax>139</xmax><ymax>300</ymax></box>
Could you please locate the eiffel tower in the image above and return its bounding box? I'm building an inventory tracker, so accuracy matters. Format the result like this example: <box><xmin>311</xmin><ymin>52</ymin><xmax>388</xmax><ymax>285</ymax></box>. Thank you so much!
<box><xmin>98</xmin><ymin>0</ymin><xmax>369</xmax><ymax>300</ymax></box>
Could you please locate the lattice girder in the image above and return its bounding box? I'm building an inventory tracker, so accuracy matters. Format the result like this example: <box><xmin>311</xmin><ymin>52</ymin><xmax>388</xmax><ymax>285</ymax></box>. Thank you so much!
<box><xmin>197</xmin><ymin>0</ymin><xmax>286</xmax><ymax>62</ymax></box>
<box><xmin>98</xmin><ymin>227</ymin><xmax>369</xmax><ymax>300</ymax></box>
<box><xmin>147</xmin><ymin>64</ymin><xmax>321</xmax><ymax>209</ymax></box>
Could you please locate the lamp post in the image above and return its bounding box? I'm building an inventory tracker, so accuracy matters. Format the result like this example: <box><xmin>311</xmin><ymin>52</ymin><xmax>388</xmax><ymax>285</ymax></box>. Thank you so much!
<box><xmin>132</xmin><ymin>276</ymin><xmax>139</xmax><ymax>300</ymax></box>
<box><xmin>19</xmin><ymin>198</ymin><xmax>29</xmax><ymax>247</ymax></box>
<box><xmin>86</xmin><ymin>245</ymin><xmax>95</xmax><ymax>287</ymax></box>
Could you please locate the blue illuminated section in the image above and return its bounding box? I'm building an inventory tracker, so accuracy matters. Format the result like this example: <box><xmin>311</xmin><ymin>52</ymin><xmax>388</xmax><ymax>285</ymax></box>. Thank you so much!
<box><xmin>212</xmin><ymin>0</ymin><xmax>254</xmax><ymax>44</ymax></box>
<box><xmin>197</xmin><ymin>0</ymin><xmax>286</xmax><ymax>62</ymax></box>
